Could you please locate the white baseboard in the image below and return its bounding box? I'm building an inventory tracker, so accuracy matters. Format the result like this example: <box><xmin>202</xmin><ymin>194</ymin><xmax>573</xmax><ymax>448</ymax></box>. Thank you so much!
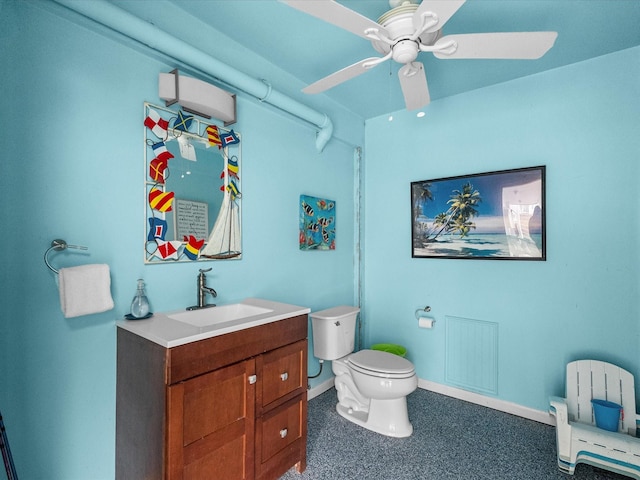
<box><xmin>418</xmin><ymin>379</ymin><xmax>555</xmax><ymax>426</ymax></box>
<box><xmin>307</xmin><ymin>377</ymin><xmax>334</xmax><ymax>400</ymax></box>
<box><xmin>307</xmin><ymin>375</ymin><xmax>554</xmax><ymax>426</ymax></box>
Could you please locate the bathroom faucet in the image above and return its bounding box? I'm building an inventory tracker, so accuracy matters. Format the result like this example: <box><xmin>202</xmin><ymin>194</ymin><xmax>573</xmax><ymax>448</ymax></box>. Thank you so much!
<box><xmin>187</xmin><ymin>268</ymin><xmax>217</xmax><ymax>310</ymax></box>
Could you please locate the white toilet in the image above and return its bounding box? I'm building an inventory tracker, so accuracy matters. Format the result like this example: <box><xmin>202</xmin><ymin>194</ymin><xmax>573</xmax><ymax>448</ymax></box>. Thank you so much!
<box><xmin>310</xmin><ymin>306</ymin><xmax>418</xmax><ymax>438</ymax></box>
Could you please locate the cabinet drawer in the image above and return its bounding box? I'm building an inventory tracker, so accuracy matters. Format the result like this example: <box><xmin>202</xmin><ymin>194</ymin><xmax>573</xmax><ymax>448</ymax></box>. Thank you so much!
<box><xmin>259</xmin><ymin>340</ymin><xmax>306</xmax><ymax>409</ymax></box>
<box><xmin>255</xmin><ymin>394</ymin><xmax>306</xmax><ymax>479</ymax></box>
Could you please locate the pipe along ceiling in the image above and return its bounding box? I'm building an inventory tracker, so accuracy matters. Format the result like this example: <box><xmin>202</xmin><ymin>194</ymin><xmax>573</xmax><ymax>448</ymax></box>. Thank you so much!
<box><xmin>52</xmin><ymin>0</ymin><xmax>334</xmax><ymax>152</ymax></box>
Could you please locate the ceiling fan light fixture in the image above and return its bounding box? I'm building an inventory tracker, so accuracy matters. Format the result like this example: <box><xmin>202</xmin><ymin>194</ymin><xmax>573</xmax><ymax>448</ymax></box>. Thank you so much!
<box><xmin>392</xmin><ymin>40</ymin><xmax>419</xmax><ymax>63</ymax></box>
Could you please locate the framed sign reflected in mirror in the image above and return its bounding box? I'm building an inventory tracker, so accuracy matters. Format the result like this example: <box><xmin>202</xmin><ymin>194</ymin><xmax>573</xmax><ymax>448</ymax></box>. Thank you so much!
<box><xmin>411</xmin><ymin>166</ymin><xmax>545</xmax><ymax>260</ymax></box>
<box><xmin>144</xmin><ymin>103</ymin><xmax>242</xmax><ymax>263</ymax></box>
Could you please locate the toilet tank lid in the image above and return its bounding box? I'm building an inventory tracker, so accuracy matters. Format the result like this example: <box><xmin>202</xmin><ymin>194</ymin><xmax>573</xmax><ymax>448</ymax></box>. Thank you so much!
<box><xmin>310</xmin><ymin>306</ymin><xmax>360</xmax><ymax>320</ymax></box>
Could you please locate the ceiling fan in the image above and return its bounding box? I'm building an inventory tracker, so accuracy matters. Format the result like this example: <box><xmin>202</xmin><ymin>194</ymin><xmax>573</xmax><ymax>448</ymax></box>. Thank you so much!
<box><xmin>281</xmin><ymin>0</ymin><xmax>558</xmax><ymax>110</ymax></box>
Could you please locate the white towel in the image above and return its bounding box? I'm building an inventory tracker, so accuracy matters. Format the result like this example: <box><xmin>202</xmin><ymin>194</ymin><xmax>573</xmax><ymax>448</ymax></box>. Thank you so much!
<box><xmin>58</xmin><ymin>264</ymin><xmax>114</xmax><ymax>318</ymax></box>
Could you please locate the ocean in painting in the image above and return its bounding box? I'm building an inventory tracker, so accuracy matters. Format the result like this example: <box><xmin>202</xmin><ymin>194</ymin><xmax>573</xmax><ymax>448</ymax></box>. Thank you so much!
<box><xmin>413</xmin><ymin>233</ymin><xmax>543</xmax><ymax>259</ymax></box>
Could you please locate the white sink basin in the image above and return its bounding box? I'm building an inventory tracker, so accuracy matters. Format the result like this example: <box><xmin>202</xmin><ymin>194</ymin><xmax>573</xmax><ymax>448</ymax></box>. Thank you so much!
<box><xmin>168</xmin><ymin>303</ymin><xmax>273</xmax><ymax>327</ymax></box>
<box><xmin>118</xmin><ymin>298</ymin><xmax>310</xmax><ymax>347</ymax></box>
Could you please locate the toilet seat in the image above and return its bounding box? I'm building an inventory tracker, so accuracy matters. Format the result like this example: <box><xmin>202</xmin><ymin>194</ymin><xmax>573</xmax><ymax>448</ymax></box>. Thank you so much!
<box><xmin>347</xmin><ymin>349</ymin><xmax>415</xmax><ymax>379</ymax></box>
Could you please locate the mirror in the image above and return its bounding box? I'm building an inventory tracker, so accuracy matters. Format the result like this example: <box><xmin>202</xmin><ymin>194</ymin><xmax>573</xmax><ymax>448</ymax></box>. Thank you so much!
<box><xmin>144</xmin><ymin>103</ymin><xmax>241</xmax><ymax>263</ymax></box>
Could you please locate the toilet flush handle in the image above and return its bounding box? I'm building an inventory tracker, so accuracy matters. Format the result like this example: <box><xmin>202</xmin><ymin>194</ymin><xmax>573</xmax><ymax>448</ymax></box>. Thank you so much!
<box><xmin>334</xmin><ymin>321</ymin><xmax>340</xmax><ymax>326</ymax></box>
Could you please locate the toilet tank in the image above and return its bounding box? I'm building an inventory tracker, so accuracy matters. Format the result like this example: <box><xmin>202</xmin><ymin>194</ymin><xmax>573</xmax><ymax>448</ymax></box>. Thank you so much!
<box><xmin>310</xmin><ymin>306</ymin><xmax>360</xmax><ymax>361</ymax></box>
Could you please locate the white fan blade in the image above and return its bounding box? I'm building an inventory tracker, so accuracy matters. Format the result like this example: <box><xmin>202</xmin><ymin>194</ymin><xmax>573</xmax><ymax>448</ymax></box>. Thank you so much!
<box><xmin>398</xmin><ymin>62</ymin><xmax>430</xmax><ymax>110</ymax></box>
<box><xmin>303</xmin><ymin>57</ymin><xmax>385</xmax><ymax>94</ymax></box>
<box><xmin>414</xmin><ymin>0</ymin><xmax>466</xmax><ymax>33</ymax></box>
<box><xmin>281</xmin><ymin>0</ymin><xmax>389</xmax><ymax>40</ymax></box>
<box><xmin>434</xmin><ymin>32</ymin><xmax>558</xmax><ymax>59</ymax></box>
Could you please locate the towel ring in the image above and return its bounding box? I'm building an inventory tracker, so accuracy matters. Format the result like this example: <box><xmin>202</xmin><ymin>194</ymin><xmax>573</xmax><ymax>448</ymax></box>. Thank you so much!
<box><xmin>44</xmin><ymin>239</ymin><xmax>88</xmax><ymax>274</ymax></box>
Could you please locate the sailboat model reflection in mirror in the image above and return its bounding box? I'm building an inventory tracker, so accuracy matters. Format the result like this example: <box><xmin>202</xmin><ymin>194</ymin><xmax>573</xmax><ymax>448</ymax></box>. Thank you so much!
<box><xmin>201</xmin><ymin>156</ymin><xmax>241</xmax><ymax>259</ymax></box>
<box><xmin>144</xmin><ymin>103</ymin><xmax>241</xmax><ymax>263</ymax></box>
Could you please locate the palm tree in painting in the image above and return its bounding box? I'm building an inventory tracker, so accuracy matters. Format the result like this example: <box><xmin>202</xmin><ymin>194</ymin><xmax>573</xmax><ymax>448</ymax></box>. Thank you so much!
<box><xmin>431</xmin><ymin>182</ymin><xmax>482</xmax><ymax>240</ymax></box>
<box><xmin>432</xmin><ymin>212</ymin><xmax>449</xmax><ymax>231</ymax></box>
<box><xmin>412</xmin><ymin>182</ymin><xmax>434</xmax><ymax>246</ymax></box>
<box><xmin>412</xmin><ymin>182</ymin><xmax>433</xmax><ymax>216</ymax></box>
<box><xmin>448</xmin><ymin>214</ymin><xmax>476</xmax><ymax>237</ymax></box>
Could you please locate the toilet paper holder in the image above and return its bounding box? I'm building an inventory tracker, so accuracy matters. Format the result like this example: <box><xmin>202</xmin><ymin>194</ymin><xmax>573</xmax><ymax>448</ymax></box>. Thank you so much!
<box><xmin>415</xmin><ymin>306</ymin><xmax>436</xmax><ymax>328</ymax></box>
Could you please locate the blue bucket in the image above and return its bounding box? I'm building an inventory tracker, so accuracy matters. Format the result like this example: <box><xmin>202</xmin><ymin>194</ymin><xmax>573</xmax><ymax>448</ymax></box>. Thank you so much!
<box><xmin>592</xmin><ymin>399</ymin><xmax>622</xmax><ymax>432</ymax></box>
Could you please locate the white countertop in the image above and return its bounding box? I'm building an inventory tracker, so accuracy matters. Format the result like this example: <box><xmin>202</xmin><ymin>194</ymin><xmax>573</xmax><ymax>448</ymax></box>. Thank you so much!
<box><xmin>116</xmin><ymin>298</ymin><xmax>310</xmax><ymax>347</ymax></box>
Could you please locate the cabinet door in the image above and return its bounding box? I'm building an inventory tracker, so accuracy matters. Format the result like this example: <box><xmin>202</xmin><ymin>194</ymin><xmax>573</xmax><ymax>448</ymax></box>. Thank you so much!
<box><xmin>167</xmin><ymin>359</ymin><xmax>255</xmax><ymax>480</ymax></box>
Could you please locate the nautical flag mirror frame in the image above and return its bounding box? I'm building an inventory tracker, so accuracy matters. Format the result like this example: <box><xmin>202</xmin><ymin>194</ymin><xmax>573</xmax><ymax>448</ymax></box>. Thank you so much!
<box><xmin>143</xmin><ymin>102</ymin><xmax>242</xmax><ymax>263</ymax></box>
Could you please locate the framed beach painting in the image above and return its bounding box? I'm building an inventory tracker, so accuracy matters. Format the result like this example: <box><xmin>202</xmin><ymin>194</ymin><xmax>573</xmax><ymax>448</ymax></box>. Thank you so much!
<box><xmin>411</xmin><ymin>166</ymin><xmax>546</xmax><ymax>260</ymax></box>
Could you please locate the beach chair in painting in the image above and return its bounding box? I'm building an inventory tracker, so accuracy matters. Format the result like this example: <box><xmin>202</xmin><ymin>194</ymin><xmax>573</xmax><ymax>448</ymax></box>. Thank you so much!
<box><xmin>549</xmin><ymin>360</ymin><xmax>640</xmax><ymax>479</ymax></box>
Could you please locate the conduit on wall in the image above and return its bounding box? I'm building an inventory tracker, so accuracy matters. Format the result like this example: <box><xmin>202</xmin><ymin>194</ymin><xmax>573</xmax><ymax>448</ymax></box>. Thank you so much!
<box><xmin>52</xmin><ymin>0</ymin><xmax>334</xmax><ymax>152</ymax></box>
<box><xmin>353</xmin><ymin>146</ymin><xmax>363</xmax><ymax>352</ymax></box>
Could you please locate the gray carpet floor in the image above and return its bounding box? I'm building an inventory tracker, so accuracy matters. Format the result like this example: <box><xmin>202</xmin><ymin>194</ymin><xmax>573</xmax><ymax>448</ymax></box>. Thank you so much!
<box><xmin>280</xmin><ymin>388</ymin><xmax>630</xmax><ymax>480</ymax></box>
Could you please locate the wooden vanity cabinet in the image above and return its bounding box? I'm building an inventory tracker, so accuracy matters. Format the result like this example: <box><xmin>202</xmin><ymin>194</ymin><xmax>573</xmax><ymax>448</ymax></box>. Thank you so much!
<box><xmin>116</xmin><ymin>314</ymin><xmax>308</xmax><ymax>480</ymax></box>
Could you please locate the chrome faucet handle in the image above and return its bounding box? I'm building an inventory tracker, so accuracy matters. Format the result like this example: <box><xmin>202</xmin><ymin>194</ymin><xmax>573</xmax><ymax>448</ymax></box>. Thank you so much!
<box><xmin>187</xmin><ymin>267</ymin><xmax>217</xmax><ymax>311</ymax></box>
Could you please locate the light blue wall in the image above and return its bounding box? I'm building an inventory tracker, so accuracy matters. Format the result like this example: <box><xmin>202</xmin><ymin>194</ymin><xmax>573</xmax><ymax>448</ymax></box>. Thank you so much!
<box><xmin>363</xmin><ymin>46</ymin><xmax>640</xmax><ymax>412</ymax></box>
<box><xmin>2</xmin><ymin>0</ymin><xmax>638</xmax><ymax>478</ymax></box>
<box><xmin>0</xmin><ymin>2</ymin><xmax>358</xmax><ymax>478</ymax></box>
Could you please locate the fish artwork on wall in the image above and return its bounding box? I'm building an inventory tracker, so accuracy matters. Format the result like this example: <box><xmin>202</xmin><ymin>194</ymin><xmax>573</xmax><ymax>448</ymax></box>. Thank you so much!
<box><xmin>299</xmin><ymin>195</ymin><xmax>335</xmax><ymax>250</ymax></box>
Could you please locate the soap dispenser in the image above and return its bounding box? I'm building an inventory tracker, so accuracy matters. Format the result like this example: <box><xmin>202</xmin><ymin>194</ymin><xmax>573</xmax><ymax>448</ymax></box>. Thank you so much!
<box><xmin>130</xmin><ymin>279</ymin><xmax>150</xmax><ymax>319</ymax></box>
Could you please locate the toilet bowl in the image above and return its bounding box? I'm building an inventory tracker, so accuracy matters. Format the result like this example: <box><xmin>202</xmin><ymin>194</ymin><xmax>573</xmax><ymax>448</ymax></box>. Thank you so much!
<box><xmin>310</xmin><ymin>304</ymin><xmax>417</xmax><ymax>438</ymax></box>
<box><xmin>333</xmin><ymin>349</ymin><xmax>418</xmax><ymax>437</ymax></box>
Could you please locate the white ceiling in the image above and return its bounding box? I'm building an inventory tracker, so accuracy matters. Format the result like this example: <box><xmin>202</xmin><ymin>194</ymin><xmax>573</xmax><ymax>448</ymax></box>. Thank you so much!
<box><xmin>148</xmin><ymin>1</ymin><xmax>640</xmax><ymax>119</ymax></box>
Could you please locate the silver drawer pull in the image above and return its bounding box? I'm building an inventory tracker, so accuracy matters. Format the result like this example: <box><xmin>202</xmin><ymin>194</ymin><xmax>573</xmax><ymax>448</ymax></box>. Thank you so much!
<box><xmin>248</xmin><ymin>375</ymin><xmax>257</xmax><ymax>385</ymax></box>
<box><xmin>280</xmin><ymin>372</ymin><xmax>288</xmax><ymax>381</ymax></box>
<box><xmin>279</xmin><ymin>428</ymin><xmax>288</xmax><ymax>439</ymax></box>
